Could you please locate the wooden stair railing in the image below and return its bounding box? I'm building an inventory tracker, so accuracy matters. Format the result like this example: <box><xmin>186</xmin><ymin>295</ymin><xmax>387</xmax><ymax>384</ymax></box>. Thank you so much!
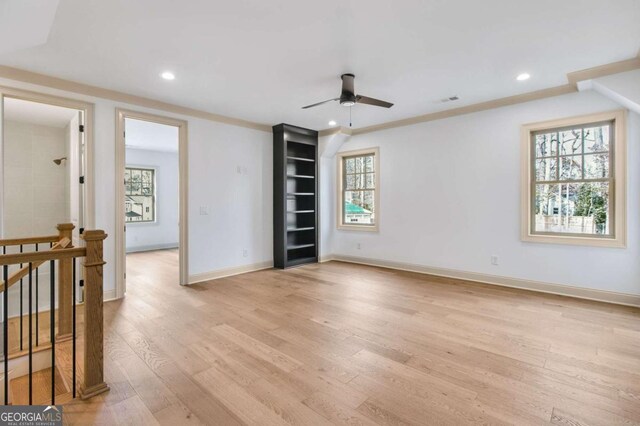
<box><xmin>0</xmin><ymin>224</ymin><xmax>109</xmax><ymax>404</ymax></box>
<box><xmin>0</xmin><ymin>238</ymin><xmax>71</xmax><ymax>292</ymax></box>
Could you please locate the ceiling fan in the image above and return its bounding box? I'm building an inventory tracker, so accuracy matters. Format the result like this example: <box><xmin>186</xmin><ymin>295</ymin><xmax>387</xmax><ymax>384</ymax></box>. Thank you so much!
<box><xmin>302</xmin><ymin>74</ymin><xmax>394</xmax><ymax>110</ymax></box>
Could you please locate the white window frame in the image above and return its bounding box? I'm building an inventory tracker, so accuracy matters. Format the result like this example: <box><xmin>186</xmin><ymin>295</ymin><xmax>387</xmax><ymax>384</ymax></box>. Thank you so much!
<box><xmin>337</xmin><ymin>147</ymin><xmax>380</xmax><ymax>232</ymax></box>
<box><xmin>125</xmin><ymin>165</ymin><xmax>158</xmax><ymax>224</ymax></box>
<box><xmin>521</xmin><ymin>110</ymin><xmax>626</xmax><ymax>248</ymax></box>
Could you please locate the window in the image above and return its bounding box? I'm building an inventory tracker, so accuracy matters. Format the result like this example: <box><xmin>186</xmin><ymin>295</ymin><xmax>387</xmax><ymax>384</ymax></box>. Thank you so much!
<box><xmin>521</xmin><ymin>110</ymin><xmax>626</xmax><ymax>247</ymax></box>
<box><xmin>125</xmin><ymin>167</ymin><xmax>156</xmax><ymax>222</ymax></box>
<box><xmin>337</xmin><ymin>148</ymin><xmax>379</xmax><ymax>231</ymax></box>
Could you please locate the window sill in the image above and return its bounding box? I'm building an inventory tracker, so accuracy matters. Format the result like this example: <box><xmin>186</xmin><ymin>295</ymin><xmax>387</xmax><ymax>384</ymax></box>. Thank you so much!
<box><xmin>125</xmin><ymin>221</ymin><xmax>158</xmax><ymax>227</ymax></box>
<box><xmin>521</xmin><ymin>233</ymin><xmax>626</xmax><ymax>248</ymax></box>
<box><xmin>337</xmin><ymin>224</ymin><xmax>379</xmax><ymax>232</ymax></box>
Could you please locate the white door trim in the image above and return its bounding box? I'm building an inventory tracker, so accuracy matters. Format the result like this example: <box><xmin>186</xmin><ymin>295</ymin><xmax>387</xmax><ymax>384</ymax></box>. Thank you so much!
<box><xmin>0</xmin><ymin>86</ymin><xmax>96</xmax><ymax>233</ymax></box>
<box><xmin>115</xmin><ymin>108</ymin><xmax>189</xmax><ymax>297</ymax></box>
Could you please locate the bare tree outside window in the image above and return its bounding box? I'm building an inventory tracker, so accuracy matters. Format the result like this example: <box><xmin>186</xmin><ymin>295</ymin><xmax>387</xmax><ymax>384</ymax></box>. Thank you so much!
<box><xmin>532</xmin><ymin>121</ymin><xmax>612</xmax><ymax>237</ymax></box>
<box><xmin>125</xmin><ymin>167</ymin><xmax>156</xmax><ymax>222</ymax></box>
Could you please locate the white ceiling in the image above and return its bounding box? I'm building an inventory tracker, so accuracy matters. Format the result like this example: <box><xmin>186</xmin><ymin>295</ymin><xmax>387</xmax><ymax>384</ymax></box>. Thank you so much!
<box><xmin>0</xmin><ymin>0</ymin><xmax>59</xmax><ymax>55</ymax></box>
<box><xmin>125</xmin><ymin>118</ymin><xmax>178</xmax><ymax>153</ymax></box>
<box><xmin>0</xmin><ymin>0</ymin><xmax>638</xmax><ymax>130</ymax></box>
<box><xmin>4</xmin><ymin>97</ymin><xmax>78</xmax><ymax>128</ymax></box>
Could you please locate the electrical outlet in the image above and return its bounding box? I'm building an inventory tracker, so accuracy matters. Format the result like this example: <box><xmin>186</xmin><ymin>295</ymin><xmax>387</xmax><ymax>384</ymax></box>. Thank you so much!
<box><xmin>491</xmin><ymin>255</ymin><xmax>499</xmax><ymax>266</ymax></box>
<box><xmin>236</xmin><ymin>165</ymin><xmax>242</xmax><ymax>174</ymax></box>
<box><xmin>199</xmin><ymin>206</ymin><xmax>208</xmax><ymax>215</ymax></box>
<box><xmin>357</xmin><ymin>243</ymin><xmax>361</xmax><ymax>250</ymax></box>
<box><xmin>243</xmin><ymin>249</ymin><xmax>248</xmax><ymax>258</ymax></box>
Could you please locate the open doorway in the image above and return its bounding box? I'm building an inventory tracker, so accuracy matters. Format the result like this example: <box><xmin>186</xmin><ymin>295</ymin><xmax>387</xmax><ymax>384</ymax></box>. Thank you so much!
<box><xmin>115</xmin><ymin>110</ymin><xmax>188</xmax><ymax>297</ymax></box>
<box><xmin>0</xmin><ymin>92</ymin><xmax>93</xmax><ymax>368</ymax></box>
<box><xmin>1</xmin><ymin>96</ymin><xmax>87</xmax><ymax>296</ymax></box>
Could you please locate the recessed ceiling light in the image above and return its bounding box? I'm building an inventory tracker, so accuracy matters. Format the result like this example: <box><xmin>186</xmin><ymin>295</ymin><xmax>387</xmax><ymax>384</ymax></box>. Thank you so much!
<box><xmin>328</xmin><ymin>120</ymin><xmax>337</xmax><ymax>126</ymax></box>
<box><xmin>161</xmin><ymin>71</ymin><xmax>175</xmax><ymax>81</ymax></box>
<box><xmin>516</xmin><ymin>73</ymin><xmax>530</xmax><ymax>81</ymax></box>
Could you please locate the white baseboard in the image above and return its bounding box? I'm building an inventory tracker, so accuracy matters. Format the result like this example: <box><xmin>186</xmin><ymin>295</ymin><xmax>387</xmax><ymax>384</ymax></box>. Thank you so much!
<box><xmin>188</xmin><ymin>261</ymin><xmax>273</xmax><ymax>284</ymax></box>
<box><xmin>329</xmin><ymin>254</ymin><xmax>640</xmax><ymax>308</ymax></box>
<box><xmin>319</xmin><ymin>254</ymin><xmax>335</xmax><ymax>263</ymax></box>
<box><xmin>103</xmin><ymin>288</ymin><xmax>117</xmax><ymax>302</ymax></box>
<box><xmin>126</xmin><ymin>243</ymin><xmax>178</xmax><ymax>253</ymax></box>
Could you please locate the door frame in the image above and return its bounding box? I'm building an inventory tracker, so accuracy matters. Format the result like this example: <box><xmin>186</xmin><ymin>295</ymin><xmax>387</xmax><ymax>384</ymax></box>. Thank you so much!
<box><xmin>115</xmin><ymin>108</ymin><xmax>189</xmax><ymax>296</ymax></box>
<box><xmin>0</xmin><ymin>85</ymin><xmax>96</xmax><ymax>234</ymax></box>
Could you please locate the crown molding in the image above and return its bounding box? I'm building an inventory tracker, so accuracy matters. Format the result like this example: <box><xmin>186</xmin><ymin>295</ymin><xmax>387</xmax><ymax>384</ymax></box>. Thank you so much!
<box><xmin>350</xmin><ymin>84</ymin><xmax>576</xmax><ymax>136</ymax></box>
<box><xmin>566</xmin><ymin>56</ymin><xmax>640</xmax><ymax>86</ymax></box>
<box><xmin>0</xmin><ymin>65</ymin><xmax>271</xmax><ymax>132</ymax></box>
<box><xmin>319</xmin><ymin>126</ymin><xmax>353</xmax><ymax>137</ymax></box>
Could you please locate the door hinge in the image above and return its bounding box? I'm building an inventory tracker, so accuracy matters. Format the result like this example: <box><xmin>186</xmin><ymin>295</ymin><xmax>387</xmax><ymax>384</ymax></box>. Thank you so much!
<box><xmin>79</xmin><ymin>124</ymin><xmax>85</xmax><ymax>132</ymax></box>
<box><xmin>79</xmin><ymin>176</ymin><xmax>85</xmax><ymax>184</ymax></box>
<box><xmin>79</xmin><ymin>227</ymin><xmax>85</xmax><ymax>235</ymax></box>
<box><xmin>79</xmin><ymin>279</ymin><xmax>84</xmax><ymax>287</ymax></box>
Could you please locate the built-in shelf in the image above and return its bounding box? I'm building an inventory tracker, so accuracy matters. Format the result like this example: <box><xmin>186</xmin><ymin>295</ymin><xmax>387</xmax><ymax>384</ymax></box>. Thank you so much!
<box><xmin>274</xmin><ymin>124</ymin><xmax>318</xmax><ymax>269</ymax></box>
<box><xmin>287</xmin><ymin>227</ymin><xmax>315</xmax><ymax>232</ymax></box>
<box><xmin>287</xmin><ymin>156</ymin><xmax>315</xmax><ymax>162</ymax></box>
<box><xmin>287</xmin><ymin>174</ymin><xmax>314</xmax><ymax>179</ymax></box>
<box><xmin>286</xmin><ymin>256</ymin><xmax>317</xmax><ymax>267</ymax></box>
<box><xmin>288</xmin><ymin>243</ymin><xmax>315</xmax><ymax>250</ymax></box>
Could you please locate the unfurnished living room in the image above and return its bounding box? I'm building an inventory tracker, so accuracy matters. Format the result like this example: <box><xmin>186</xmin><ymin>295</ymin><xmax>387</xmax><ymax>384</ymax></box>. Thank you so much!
<box><xmin>0</xmin><ymin>1</ymin><xmax>638</xmax><ymax>425</ymax></box>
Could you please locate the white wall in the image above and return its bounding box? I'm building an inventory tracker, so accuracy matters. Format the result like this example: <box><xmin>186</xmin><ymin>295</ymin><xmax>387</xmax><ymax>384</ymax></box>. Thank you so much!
<box><xmin>125</xmin><ymin>148</ymin><xmax>179</xmax><ymax>252</ymax></box>
<box><xmin>326</xmin><ymin>91</ymin><xmax>640</xmax><ymax>296</ymax></box>
<box><xmin>187</xmin><ymin>120</ymin><xmax>272</xmax><ymax>275</ymax></box>
<box><xmin>0</xmin><ymin>77</ymin><xmax>273</xmax><ymax>296</ymax></box>
<box><xmin>3</xmin><ymin>120</ymin><xmax>68</xmax><ymax>237</ymax></box>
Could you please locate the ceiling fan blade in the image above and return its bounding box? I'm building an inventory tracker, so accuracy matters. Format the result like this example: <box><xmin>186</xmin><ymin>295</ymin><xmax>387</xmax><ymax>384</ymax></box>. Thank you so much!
<box><xmin>301</xmin><ymin>98</ymin><xmax>340</xmax><ymax>109</ymax></box>
<box><xmin>356</xmin><ymin>95</ymin><xmax>393</xmax><ymax>108</ymax></box>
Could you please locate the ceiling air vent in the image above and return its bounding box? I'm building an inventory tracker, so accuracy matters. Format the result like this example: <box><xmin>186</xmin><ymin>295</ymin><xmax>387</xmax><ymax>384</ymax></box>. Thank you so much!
<box><xmin>440</xmin><ymin>95</ymin><xmax>459</xmax><ymax>103</ymax></box>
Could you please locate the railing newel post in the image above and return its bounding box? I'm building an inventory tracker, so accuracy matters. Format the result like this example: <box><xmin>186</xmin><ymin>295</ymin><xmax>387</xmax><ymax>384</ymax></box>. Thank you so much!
<box><xmin>78</xmin><ymin>229</ymin><xmax>109</xmax><ymax>400</ymax></box>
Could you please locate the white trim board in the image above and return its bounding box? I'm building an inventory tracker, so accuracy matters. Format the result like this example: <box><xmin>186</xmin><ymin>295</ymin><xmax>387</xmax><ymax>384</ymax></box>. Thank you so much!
<box><xmin>126</xmin><ymin>243</ymin><xmax>178</xmax><ymax>254</ymax></box>
<box><xmin>115</xmin><ymin>108</ymin><xmax>189</xmax><ymax>298</ymax></box>
<box><xmin>103</xmin><ymin>289</ymin><xmax>117</xmax><ymax>302</ymax></box>
<box><xmin>188</xmin><ymin>261</ymin><xmax>273</xmax><ymax>285</ymax></box>
<box><xmin>328</xmin><ymin>254</ymin><xmax>640</xmax><ymax>308</ymax></box>
<box><xmin>0</xmin><ymin>86</ymin><xmax>96</xmax><ymax>230</ymax></box>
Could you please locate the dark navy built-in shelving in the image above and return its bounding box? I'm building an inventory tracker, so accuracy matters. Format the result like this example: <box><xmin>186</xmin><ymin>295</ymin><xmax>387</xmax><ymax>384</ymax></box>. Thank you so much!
<box><xmin>273</xmin><ymin>124</ymin><xmax>319</xmax><ymax>268</ymax></box>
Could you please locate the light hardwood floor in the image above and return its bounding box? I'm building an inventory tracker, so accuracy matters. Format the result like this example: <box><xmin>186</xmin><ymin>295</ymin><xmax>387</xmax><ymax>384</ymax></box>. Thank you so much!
<box><xmin>63</xmin><ymin>250</ymin><xmax>640</xmax><ymax>425</ymax></box>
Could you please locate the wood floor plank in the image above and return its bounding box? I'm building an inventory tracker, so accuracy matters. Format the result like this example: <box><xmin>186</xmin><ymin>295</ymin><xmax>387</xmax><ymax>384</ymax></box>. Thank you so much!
<box><xmin>109</xmin><ymin>395</ymin><xmax>159</xmax><ymax>426</ymax></box>
<box><xmin>211</xmin><ymin>323</ymin><xmax>303</xmax><ymax>372</ymax></box>
<box><xmin>193</xmin><ymin>367</ymin><xmax>289</xmax><ymax>426</ymax></box>
<box><xmin>302</xmin><ymin>391</ymin><xmax>379</xmax><ymax>426</ymax></box>
<box><xmin>115</xmin><ymin>354</ymin><xmax>178</xmax><ymax>414</ymax></box>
